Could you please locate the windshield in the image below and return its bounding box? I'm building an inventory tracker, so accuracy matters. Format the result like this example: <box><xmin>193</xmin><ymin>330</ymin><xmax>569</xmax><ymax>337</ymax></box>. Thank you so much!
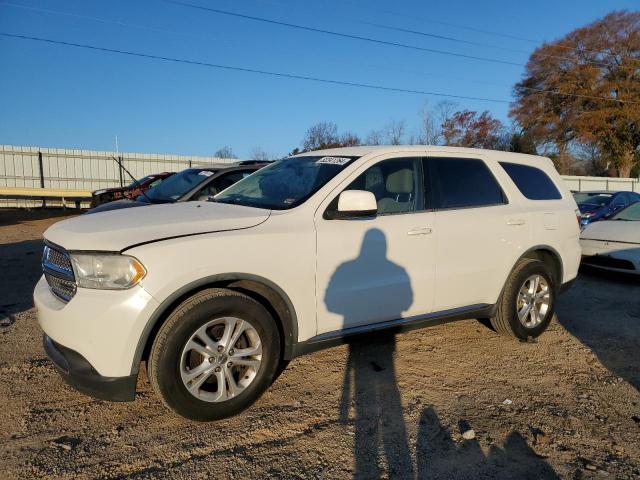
<box><xmin>127</xmin><ymin>175</ymin><xmax>155</xmax><ymax>188</ymax></box>
<box><xmin>215</xmin><ymin>155</ymin><xmax>356</xmax><ymax>210</ymax></box>
<box><xmin>612</xmin><ymin>202</ymin><xmax>640</xmax><ymax>221</ymax></box>
<box><xmin>145</xmin><ymin>169</ymin><xmax>215</xmax><ymax>202</ymax></box>
<box><xmin>573</xmin><ymin>192</ymin><xmax>613</xmax><ymax>206</ymax></box>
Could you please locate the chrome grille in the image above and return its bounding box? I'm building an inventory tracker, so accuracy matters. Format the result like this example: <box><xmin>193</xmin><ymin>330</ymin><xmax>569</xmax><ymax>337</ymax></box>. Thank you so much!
<box><xmin>44</xmin><ymin>246</ymin><xmax>73</xmax><ymax>273</ymax></box>
<box><xmin>43</xmin><ymin>244</ymin><xmax>76</xmax><ymax>302</ymax></box>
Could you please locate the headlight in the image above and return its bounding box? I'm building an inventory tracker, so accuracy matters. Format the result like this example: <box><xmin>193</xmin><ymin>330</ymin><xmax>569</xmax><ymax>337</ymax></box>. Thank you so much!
<box><xmin>70</xmin><ymin>253</ymin><xmax>146</xmax><ymax>289</ymax></box>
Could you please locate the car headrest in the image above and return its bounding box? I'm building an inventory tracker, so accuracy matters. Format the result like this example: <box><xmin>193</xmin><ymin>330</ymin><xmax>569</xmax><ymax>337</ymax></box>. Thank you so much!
<box><xmin>386</xmin><ymin>169</ymin><xmax>413</xmax><ymax>194</ymax></box>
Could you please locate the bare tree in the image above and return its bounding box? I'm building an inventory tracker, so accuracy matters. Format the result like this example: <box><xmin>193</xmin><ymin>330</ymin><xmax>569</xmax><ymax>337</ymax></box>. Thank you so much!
<box><xmin>339</xmin><ymin>131</ymin><xmax>361</xmax><ymax>147</ymax></box>
<box><xmin>249</xmin><ymin>147</ymin><xmax>271</xmax><ymax>161</ymax></box>
<box><xmin>214</xmin><ymin>146</ymin><xmax>237</xmax><ymax>159</ymax></box>
<box><xmin>436</xmin><ymin>101</ymin><xmax>457</xmax><ymax>128</ymax></box>
<box><xmin>366</xmin><ymin>129</ymin><xmax>384</xmax><ymax>145</ymax></box>
<box><xmin>416</xmin><ymin>102</ymin><xmax>441</xmax><ymax>145</ymax></box>
<box><xmin>384</xmin><ymin>120</ymin><xmax>406</xmax><ymax>145</ymax></box>
<box><xmin>302</xmin><ymin>122</ymin><xmax>339</xmax><ymax>151</ymax></box>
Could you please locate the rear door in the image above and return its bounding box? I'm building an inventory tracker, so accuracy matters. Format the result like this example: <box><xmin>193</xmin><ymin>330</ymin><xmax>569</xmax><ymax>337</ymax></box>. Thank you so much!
<box><xmin>427</xmin><ymin>156</ymin><xmax>528</xmax><ymax>311</ymax></box>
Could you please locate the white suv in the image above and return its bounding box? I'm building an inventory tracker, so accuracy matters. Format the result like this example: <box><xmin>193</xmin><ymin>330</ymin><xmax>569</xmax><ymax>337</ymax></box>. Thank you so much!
<box><xmin>35</xmin><ymin>146</ymin><xmax>581</xmax><ymax>421</ymax></box>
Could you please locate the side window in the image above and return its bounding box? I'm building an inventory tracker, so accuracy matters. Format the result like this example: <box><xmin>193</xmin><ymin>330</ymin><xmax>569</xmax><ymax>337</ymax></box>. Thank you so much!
<box><xmin>431</xmin><ymin>157</ymin><xmax>505</xmax><ymax>209</ymax></box>
<box><xmin>148</xmin><ymin>178</ymin><xmax>163</xmax><ymax>188</ymax></box>
<box><xmin>499</xmin><ymin>162</ymin><xmax>562</xmax><ymax>200</ymax></box>
<box><xmin>202</xmin><ymin>172</ymin><xmax>249</xmax><ymax>196</ymax></box>
<box><xmin>344</xmin><ymin>158</ymin><xmax>424</xmax><ymax>215</ymax></box>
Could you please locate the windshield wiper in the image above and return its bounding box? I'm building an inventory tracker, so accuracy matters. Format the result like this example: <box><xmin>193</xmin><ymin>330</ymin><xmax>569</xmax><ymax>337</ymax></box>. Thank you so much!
<box><xmin>112</xmin><ymin>156</ymin><xmax>154</xmax><ymax>204</ymax></box>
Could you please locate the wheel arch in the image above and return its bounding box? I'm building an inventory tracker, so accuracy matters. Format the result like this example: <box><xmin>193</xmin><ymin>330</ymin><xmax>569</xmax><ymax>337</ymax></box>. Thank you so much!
<box><xmin>519</xmin><ymin>245</ymin><xmax>564</xmax><ymax>285</ymax></box>
<box><xmin>131</xmin><ymin>273</ymin><xmax>299</xmax><ymax>375</ymax></box>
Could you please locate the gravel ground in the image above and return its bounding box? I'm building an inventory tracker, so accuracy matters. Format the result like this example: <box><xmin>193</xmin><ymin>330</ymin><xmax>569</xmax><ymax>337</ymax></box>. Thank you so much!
<box><xmin>1</xmin><ymin>209</ymin><xmax>639</xmax><ymax>479</ymax></box>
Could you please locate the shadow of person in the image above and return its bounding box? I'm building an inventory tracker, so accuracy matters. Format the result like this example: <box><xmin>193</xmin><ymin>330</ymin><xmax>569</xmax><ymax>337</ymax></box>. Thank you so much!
<box><xmin>417</xmin><ymin>406</ymin><xmax>559</xmax><ymax>479</ymax></box>
<box><xmin>325</xmin><ymin>228</ymin><xmax>414</xmax><ymax>479</ymax></box>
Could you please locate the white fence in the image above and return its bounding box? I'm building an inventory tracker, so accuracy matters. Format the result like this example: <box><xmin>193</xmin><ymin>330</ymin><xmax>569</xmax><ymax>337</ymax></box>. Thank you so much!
<box><xmin>0</xmin><ymin>145</ymin><xmax>238</xmax><ymax>208</ymax></box>
<box><xmin>561</xmin><ymin>175</ymin><xmax>639</xmax><ymax>192</ymax></box>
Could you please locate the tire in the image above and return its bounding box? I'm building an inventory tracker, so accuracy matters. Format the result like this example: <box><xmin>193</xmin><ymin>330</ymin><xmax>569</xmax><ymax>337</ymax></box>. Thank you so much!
<box><xmin>148</xmin><ymin>288</ymin><xmax>281</xmax><ymax>421</ymax></box>
<box><xmin>489</xmin><ymin>258</ymin><xmax>556</xmax><ymax>340</ymax></box>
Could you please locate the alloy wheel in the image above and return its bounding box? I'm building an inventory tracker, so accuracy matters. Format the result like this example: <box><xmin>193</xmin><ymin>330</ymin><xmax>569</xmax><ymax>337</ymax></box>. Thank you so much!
<box><xmin>516</xmin><ymin>274</ymin><xmax>551</xmax><ymax>328</ymax></box>
<box><xmin>180</xmin><ymin>317</ymin><xmax>262</xmax><ymax>402</ymax></box>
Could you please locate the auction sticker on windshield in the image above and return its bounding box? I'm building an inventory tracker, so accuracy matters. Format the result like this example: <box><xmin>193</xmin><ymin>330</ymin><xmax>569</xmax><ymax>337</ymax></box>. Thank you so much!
<box><xmin>315</xmin><ymin>157</ymin><xmax>351</xmax><ymax>165</ymax></box>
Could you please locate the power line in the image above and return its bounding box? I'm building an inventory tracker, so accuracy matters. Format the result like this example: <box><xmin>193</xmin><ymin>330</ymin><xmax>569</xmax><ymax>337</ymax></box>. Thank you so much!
<box><xmin>2</xmin><ymin>32</ymin><xmax>637</xmax><ymax>106</ymax></box>
<box><xmin>160</xmin><ymin>0</ymin><xmax>524</xmax><ymax>67</ymax></box>
<box><xmin>161</xmin><ymin>0</ymin><xmax>615</xmax><ymax>69</ymax></box>
<box><xmin>0</xmin><ymin>32</ymin><xmax>510</xmax><ymax>103</ymax></box>
<box><xmin>338</xmin><ymin>0</ymin><xmax>623</xmax><ymax>60</ymax></box>
<box><xmin>254</xmin><ymin>0</ymin><xmax>629</xmax><ymax>65</ymax></box>
<box><xmin>0</xmin><ymin>1</ymin><xmax>573</xmax><ymax>95</ymax></box>
<box><xmin>0</xmin><ymin>2</ymin><xmax>234</xmax><ymax>46</ymax></box>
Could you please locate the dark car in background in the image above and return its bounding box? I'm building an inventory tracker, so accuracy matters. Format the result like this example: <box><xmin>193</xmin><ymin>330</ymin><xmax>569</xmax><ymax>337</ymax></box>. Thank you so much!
<box><xmin>88</xmin><ymin>161</ymin><xmax>270</xmax><ymax>213</ymax></box>
<box><xmin>90</xmin><ymin>172</ymin><xmax>174</xmax><ymax>207</ymax></box>
<box><xmin>574</xmin><ymin>190</ymin><xmax>640</xmax><ymax>227</ymax></box>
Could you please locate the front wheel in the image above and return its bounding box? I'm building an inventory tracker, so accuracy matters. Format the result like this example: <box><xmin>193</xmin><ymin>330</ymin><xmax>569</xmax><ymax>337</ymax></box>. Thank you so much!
<box><xmin>148</xmin><ymin>288</ymin><xmax>281</xmax><ymax>421</ymax></box>
<box><xmin>489</xmin><ymin>258</ymin><xmax>556</xmax><ymax>340</ymax></box>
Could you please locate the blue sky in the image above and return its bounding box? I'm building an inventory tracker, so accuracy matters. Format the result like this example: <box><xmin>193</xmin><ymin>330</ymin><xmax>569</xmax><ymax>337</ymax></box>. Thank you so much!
<box><xmin>0</xmin><ymin>0</ymin><xmax>637</xmax><ymax>158</ymax></box>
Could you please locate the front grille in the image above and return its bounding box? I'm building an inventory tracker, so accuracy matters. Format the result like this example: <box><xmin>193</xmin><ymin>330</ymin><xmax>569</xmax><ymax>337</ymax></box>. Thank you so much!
<box><xmin>43</xmin><ymin>244</ymin><xmax>77</xmax><ymax>302</ymax></box>
<box><xmin>44</xmin><ymin>246</ymin><xmax>73</xmax><ymax>273</ymax></box>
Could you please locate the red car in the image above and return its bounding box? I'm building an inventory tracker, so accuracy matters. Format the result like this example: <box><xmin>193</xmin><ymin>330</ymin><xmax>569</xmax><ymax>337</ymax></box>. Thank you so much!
<box><xmin>90</xmin><ymin>172</ymin><xmax>174</xmax><ymax>207</ymax></box>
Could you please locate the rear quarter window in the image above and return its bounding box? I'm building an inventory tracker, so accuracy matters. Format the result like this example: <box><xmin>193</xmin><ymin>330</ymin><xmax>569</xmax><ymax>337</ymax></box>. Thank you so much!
<box><xmin>499</xmin><ymin>162</ymin><xmax>562</xmax><ymax>200</ymax></box>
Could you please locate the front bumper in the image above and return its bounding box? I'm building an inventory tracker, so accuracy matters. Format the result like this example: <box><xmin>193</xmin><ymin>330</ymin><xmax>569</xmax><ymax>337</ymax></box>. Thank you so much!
<box><xmin>34</xmin><ymin>275</ymin><xmax>160</xmax><ymax>378</ymax></box>
<box><xmin>580</xmin><ymin>239</ymin><xmax>640</xmax><ymax>274</ymax></box>
<box><xmin>43</xmin><ymin>334</ymin><xmax>137</xmax><ymax>401</ymax></box>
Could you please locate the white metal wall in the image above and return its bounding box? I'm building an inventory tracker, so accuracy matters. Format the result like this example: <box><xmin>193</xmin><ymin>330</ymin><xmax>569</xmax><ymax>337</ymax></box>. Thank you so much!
<box><xmin>561</xmin><ymin>175</ymin><xmax>639</xmax><ymax>193</ymax></box>
<box><xmin>0</xmin><ymin>145</ymin><xmax>238</xmax><ymax>207</ymax></box>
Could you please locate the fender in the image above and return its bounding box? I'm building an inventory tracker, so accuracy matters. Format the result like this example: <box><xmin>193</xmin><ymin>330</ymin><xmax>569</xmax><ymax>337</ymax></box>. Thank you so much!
<box><xmin>130</xmin><ymin>273</ymin><xmax>299</xmax><ymax>375</ymax></box>
<box><xmin>519</xmin><ymin>244</ymin><xmax>564</xmax><ymax>282</ymax></box>
<box><xmin>494</xmin><ymin>244</ymin><xmax>565</xmax><ymax>305</ymax></box>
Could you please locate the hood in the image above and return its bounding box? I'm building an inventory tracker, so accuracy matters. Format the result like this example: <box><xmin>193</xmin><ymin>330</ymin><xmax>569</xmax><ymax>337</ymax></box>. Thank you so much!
<box><xmin>87</xmin><ymin>199</ymin><xmax>148</xmax><ymax>214</ymax></box>
<box><xmin>44</xmin><ymin>201</ymin><xmax>271</xmax><ymax>251</ymax></box>
<box><xmin>581</xmin><ymin>219</ymin><xmax>640</xmax><ymax>244</ymax></box>
<box><xmin>94</xmin><ymin>186</ymin><xmax>127</xmax><ymax>194</ymax></box>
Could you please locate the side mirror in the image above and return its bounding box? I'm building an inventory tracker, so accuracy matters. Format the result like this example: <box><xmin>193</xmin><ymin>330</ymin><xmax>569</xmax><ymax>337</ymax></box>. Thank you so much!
<box><xmin>327</xmin><ymin>190</ymin><xmax>377</xmax><ymax>219</ymax></box>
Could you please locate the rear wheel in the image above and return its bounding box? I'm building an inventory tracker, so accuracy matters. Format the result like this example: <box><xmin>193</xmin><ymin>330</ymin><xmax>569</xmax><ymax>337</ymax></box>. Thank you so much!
<box><xmin>489</xmin><ymin>258</ymin><xmax>556</xmax><ymax>340</ymax></box>
<box><xmin>148</xmin><ymin>288</ymin><xmax>281</xmax><ymax>421</ymax></box>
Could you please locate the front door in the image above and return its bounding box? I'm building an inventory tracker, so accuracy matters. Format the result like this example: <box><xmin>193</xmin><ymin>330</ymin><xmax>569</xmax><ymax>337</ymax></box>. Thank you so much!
<box><xmin>314</xmin><ymin>156</ymin><xmax>436</xmax><ymax>335</ymax></box>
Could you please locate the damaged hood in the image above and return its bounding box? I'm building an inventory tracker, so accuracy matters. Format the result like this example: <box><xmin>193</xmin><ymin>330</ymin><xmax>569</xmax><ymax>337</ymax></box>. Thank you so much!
<box><xmin>44</xmin><ymin>201</ymin><xmax>270</xmax><ymax>251</ymax></box>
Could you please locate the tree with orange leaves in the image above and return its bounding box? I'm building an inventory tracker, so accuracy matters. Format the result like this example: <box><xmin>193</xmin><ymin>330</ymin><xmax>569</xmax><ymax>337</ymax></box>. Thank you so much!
<box><xmin>441</xmin><ymin>110</ymin><xmax>506</xmax><ymax>149</ymax></box>
<box><xmin>510</xmin><ymin>11</ymin><xmax>639</xmax><ymax>176</ymax></box>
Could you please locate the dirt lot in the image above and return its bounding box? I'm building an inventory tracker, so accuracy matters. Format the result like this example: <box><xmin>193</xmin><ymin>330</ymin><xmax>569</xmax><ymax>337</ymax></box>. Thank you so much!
<box><xmin>1</xmin><ymin>209</ymin><xmax>639</xmax><ymax>479</ymax></box>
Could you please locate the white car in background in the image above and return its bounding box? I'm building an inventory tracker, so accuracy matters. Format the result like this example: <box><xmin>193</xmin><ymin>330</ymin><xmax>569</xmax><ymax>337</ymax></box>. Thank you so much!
<box><xmin>580</xmin><ymin>202</ymin><xmax>640</xmax><ymax>274</ymax></box>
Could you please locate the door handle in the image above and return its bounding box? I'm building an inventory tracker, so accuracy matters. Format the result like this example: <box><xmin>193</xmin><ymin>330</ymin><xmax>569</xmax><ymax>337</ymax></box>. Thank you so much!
<box><xmin>506</xmin><ymin>218</ymin><xmax>526</xmax><ymax>226</ymax></box>
<box><xmin>407</xmin><ymin>227</ymin><xmax>432</xmax><ymax>236</ymax></box>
